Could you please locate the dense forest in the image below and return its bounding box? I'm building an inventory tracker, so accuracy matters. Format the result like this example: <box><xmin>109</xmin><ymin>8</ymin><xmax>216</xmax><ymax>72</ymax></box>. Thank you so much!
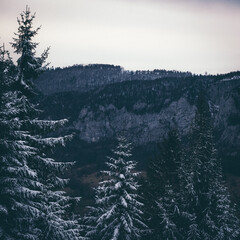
<box><xmin>0</xmin><ymin>7</ymin><xmax>240</xmax><ymax>240</ymax></box>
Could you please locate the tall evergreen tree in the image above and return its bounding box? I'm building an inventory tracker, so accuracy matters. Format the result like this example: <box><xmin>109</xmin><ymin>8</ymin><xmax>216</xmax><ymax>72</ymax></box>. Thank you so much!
<box><xmin>84</xmin><ymin>136</ymin><xmax>147</xmax><ymax>240</ymax></box>
<box><xmin>11</xmin><ymin>6</ymin><xmax>49</xmax><ymax>93</ymax></box>
<box><xmin>145</xmin><ymin>129</ymin><xmax>184</xmax><ymax>240</ymax></box>
<box><xmin>0</xmin><ymin>45</ymin><xmax>17</xmax><ymax>239</ymax></box>
<box><xmin>210</xmin><ymin>171</ymin><xmax>239</xmax><ymax>240</ymax></box>
<box><xmin>0</xmin><ymin>7</ymin><xmax>83</xmax><ymax>240</ymax></box>
<box><xmin>183</xmin><ymin>88</ymin><xmax>239</xmax><ymax>239</ymax></box>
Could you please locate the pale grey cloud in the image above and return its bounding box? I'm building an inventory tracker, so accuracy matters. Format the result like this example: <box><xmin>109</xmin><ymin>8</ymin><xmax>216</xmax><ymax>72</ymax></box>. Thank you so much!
<box><xmin>0</xmin><ymin>0</ymin><xmax>240</xmax><ymax>74</ymax></box>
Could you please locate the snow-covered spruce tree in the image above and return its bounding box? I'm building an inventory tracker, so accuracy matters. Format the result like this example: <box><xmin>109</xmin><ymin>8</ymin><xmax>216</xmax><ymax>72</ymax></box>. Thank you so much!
<box><xmin>84</xmin><ymin>136</ymin><xmax>148</xmax><ymax>240</ymax></box>
<box><xmin>145</xmin><ymin>129</ymin><xmax>184</xmax><ymax>240</ymax></box>
<box><xmin>0</xmin><ymin>7</ymin><xmax>83</xmax><ymax>240</ymax></box>
<box><xmin>183</xmin><ymin>88</ymin><xmax>239</xmax><ymax>240</ymax></box>
<box><xmin>0</xmin><ymin>45</ymin><xmax>18</xmax><ymax>239</ymax></box>
<box><xmin>11</xmin><ymin>6</ymin><xmax>49</xmax><ymax>93</ymax></box>
<box><xmin>208</xmin><ymin>165</ymin><xmax>239</xmax><ymax>240</ymax></box>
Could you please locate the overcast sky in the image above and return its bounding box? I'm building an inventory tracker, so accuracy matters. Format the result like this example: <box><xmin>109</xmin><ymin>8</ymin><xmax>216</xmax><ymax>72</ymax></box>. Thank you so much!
<box><xmin>1</xmin><ymin>0</ymin><xmax>240</xmax><ymax>74</ymax></box>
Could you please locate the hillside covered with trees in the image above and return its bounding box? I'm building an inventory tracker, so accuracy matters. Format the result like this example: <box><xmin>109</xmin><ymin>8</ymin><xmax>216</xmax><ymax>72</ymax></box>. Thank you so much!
<box><xmin>1</xmin><ymin>7</ymin><xmax>240</xmax><ymax>240</ymax></box>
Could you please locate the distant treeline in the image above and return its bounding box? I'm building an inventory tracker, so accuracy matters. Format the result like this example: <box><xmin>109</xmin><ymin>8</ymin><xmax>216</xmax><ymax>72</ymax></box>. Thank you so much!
<box><xmin>36</xmin><ymin>64</ymin><xmax>193</xmax><ymax>94</ymax></box>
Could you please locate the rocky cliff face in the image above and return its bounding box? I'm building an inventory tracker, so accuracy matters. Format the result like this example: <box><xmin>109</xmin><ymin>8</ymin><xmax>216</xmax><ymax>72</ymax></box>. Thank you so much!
<box><xmin>210</xmin><ymin>78</ymin><xmax>240</xmax><ymax>163</ymax></box>
<box><xmin>37</xmin><ymin>65</ymin><xmax>240</xmax><ymax>174</ymax></box>
<box><xmin>74</xmin><ymin>97</ymin><xmax>195</xmax><ymax>144</ymax></box>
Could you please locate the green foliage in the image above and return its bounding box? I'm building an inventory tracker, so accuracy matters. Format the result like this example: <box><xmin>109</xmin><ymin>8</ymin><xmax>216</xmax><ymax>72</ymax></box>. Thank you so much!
<box><xmin>11</xmin><ymin>6</ymin><xmax>49</xmax><ymax>91</ymax></box>
<box><xmin>84</xmin><ymin>137</ymin><xmax>148</xmax><ymax>240</ymax></box>
<box><xmin>143</xmin><ymin>88</ymin><xmax>239</xmax><ymax>239</ymax></box>
<box><xmin>144</xmin><ymin>129</ymin><xmax>184</xmax><ymax>239</ymax></box>
<box><xmin>0</xmin><ymin>7</ymin><xmax>82</xmax><ymax>240</ymax></box>
<box><xmin>182</xmin><ymin>88</ymin><xmax>239</xmax><ymax>239</ymax></box>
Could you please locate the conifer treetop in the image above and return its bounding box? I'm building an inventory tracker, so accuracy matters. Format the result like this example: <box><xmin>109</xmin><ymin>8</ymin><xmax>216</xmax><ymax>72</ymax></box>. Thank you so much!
<box><xmin>84</xmin><ymin>136</ymin><xmax>148</xmax><ymax>240</ymax></box>
<box><xmin>11</xmin><ymin>6</ymin><xmax>49</xmax><ymax>90</ymax></box>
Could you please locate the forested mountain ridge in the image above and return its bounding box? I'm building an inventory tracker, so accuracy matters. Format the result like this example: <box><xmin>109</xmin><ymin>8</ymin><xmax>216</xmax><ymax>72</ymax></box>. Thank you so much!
<box><xmin>36</xmin><ymin>64</ymin><xmax>192</xmax><ymax>94</ymax></box>
<box><xmin>36</xmin><ymin>65</ymin><xmax>240</xmax><ymax>175</ymax></box>
<box><xmin>2</xmin><ymin>6</ymin><xmax>240</xmax><ymax>239</ymax></box>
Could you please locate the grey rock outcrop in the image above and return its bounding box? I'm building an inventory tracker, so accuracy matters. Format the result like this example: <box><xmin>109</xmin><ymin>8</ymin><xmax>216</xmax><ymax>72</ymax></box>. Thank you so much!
<box><xmin>74</xmin><ymin>97</ymin><xmax>196</xmax><ymax>145</ymax></box>
<box><xmin>37</xmin><ymin>66</ymin><xmax>240</xmax><ymax>171</ymax></box>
